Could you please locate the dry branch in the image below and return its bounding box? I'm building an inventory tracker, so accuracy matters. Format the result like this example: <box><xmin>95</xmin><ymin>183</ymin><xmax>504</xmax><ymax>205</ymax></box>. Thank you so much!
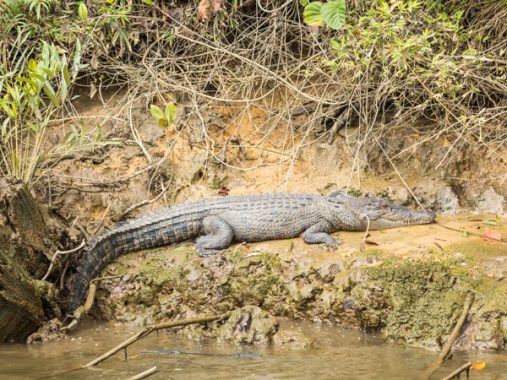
<box><xmin>126</xmin><ymin>366</ymin><xmax>158</xmax><ymax>380</ymax></box>
<box><xmin>82</xmin><ymin>312</ymin><xmax>230</xmax><ymax>368</ymax></box>
<box><xmin>441</xmin><ymin>362</ymin><xmax>472</xmax><ymax>380</ymax></box>
<box><xmin>420</xmin><ymin>293</ymin><xmax>474</xmax><ymax>380</ymax></box>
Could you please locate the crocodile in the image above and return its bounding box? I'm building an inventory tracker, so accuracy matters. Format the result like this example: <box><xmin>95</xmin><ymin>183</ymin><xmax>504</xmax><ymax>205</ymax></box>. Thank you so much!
<box><xmin>66</xmin><ymin>191</ymin><xmax>435</xmax><ymax>314</ymax></box>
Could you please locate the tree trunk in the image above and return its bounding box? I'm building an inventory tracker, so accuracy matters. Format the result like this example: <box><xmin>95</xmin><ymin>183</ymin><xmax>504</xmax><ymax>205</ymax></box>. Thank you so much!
<box><xmin>0</xmin><ymin>179</ymin><xmax>55</xmax><ymax>342</ymax></box>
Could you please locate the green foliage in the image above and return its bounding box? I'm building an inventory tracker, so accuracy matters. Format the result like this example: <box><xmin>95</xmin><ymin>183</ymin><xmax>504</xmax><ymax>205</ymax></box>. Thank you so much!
<box><xmin>304</xmin><ymin>0</ymin><xmax>346</xmax><ymax>29</ymax></box>
<box><xmin>150</xmin><ymin>103</ymin><xmax>177</xmax><ymax>128</ymax></box>
<box><xmin>0</xmin><ymin>0</ymin><xmax>504</xmax><ymax>185</ymax></box>
<box><xmin>0</xmin><ymin>42</ymin><xmax>81</xmax><ymax>183</ymax></box>
<box><xmin>308</xmin><ymin>0</ymin><xmax>507</xmax><ymax>139</ymax></box>
<box><xmin>303</xmin><ymin>2</ymin><xmax>324</xmax><ymax>26</ymax></box>
<box><xmin>78</xmin><ymin>2</ymin><xmax>89</xmax><ymax>20</ymax></box>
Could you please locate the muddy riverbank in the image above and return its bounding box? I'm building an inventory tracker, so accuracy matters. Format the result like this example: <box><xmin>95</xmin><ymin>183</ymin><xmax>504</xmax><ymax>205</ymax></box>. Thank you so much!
<box><xmin>91</xmin><ymin>215</ymin><xmax>507</xmax><ymax>352</ymax></box>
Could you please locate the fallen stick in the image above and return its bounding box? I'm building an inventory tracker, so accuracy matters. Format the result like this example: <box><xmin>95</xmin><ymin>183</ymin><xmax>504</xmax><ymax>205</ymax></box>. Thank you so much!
<box><xmin>436</xmin><ymin>221</ymin><xmax>506</xmax><ymax>243</ymax></box>
<box><xmin>420</xmin><ymin>293</ymin><xmax>474</xmax><ymax>380</ymax></box>
<box><xmin>82</xmin><ymin>312</ymin><xmax>230</xmax><ymax>368</ymax></box>
<box><xmin>126</xmin><ymin>366</ymin><xmax>158</xmax><ymax>380</ymax></box>
<box><xmin>441</xmin><ymin>362</ymin><xmax>472</xmax><ymax>380</ymax></box>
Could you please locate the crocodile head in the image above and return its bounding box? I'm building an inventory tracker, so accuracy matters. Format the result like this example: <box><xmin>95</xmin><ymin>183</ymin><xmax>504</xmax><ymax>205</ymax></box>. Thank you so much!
<box><xmin>327</xmin><ymin>191</ymin><xmax>436</xmax><ymax>230</ymax></box>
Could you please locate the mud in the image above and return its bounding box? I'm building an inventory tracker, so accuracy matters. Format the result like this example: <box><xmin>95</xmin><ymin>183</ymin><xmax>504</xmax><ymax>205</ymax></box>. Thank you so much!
<box><xmin>89</xmin><ymin>215</ymin><xmax>507</xmax><ymax>351</ymax></box>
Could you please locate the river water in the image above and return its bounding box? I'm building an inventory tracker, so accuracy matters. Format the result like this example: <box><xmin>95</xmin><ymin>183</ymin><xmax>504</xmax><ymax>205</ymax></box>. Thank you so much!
<box><xmin>1</xmin><ymin>321</ymin><xmax>505</xmax><ymax>379</ymax></box>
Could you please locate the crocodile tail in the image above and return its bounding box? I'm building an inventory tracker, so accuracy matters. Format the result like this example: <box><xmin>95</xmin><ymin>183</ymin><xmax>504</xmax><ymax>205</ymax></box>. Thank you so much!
<box><xmin>65</xmin><ymin>237</ymin><xmax>117</xmax><ymax>314</ymax></box>
<box><xmin>66</xmin><ymin>271</ymin><xmax>90</xmax><ymax>314</ymax></box>
<box><xmin>66</xmin><ymin>217</ymin><xmax>203</xmax><ymax>314</ymax></box>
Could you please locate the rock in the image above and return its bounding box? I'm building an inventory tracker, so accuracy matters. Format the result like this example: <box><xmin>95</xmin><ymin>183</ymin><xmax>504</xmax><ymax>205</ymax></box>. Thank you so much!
<box><xmin>483</xmin><ymin>256</ymin><xmax>507</xmax><ymax>281</ymax></box>
<box><xmin>26</xmin><ymin>319</ymin><xmax>67</xmax><ymax>344</ymax></box>
<box><xmin>317</xmin><ymin>263</ymin><xmax>342</xmax><ymax>283</ymax></box>
<box><xmin>475</xmin><ymin>187</ymin><xmax>505</xmax><ymax>215</ymax></box>
<box><xmin>435</xmin><ymin>186</ymin><xmax>460</xmax><ymax>215</ymax></box>
<box><xmin>386</xmin><ymin>186</ymin><xmax>410</xmax><ymax>204</ymax></box>
<box><xmin>218</xmin><ymin>306</ymin><xmax>279</xmax><ymax>345</ymax></box>
<box><xmin>465</xmin><ymin>316</ymin><xmax>504</xmax><ymax>351</ymax></box>
<box><xmin>351</xmin><ymin>256</ymin><xmax>382</xmax><ymax>270</ymax></box>
<box><xmin>273</xmin><ymin>329</ymin><xmax>315</xmax><ymax>349</ymax></box>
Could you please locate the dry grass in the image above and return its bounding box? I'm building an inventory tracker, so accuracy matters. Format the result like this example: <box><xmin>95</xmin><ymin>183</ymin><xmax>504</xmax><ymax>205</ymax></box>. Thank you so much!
<box><xmin>1</xmin><ymin>0</ymin><xmax>506</xmax><ymax>186</ymax></box>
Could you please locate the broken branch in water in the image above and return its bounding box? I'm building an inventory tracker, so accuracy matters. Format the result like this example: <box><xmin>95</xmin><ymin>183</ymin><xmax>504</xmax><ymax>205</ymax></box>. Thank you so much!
<box><xmin>81</xmin><ymin>312</ymin><xmax>230</xmax><ymax>368</ymax></box>
<box><xmin>126</xmin><ymin>366</ymin><xmax>158</xmax><ymax>380</ymax></box>
<box><xmin>441</xmin><ymin>362</ymin><xmax>472</xmax><ymax>380</ymax></box>
<box><xmin>420</xmin><ymin>293</ymin><xmax>474</xmax><ymax>380</ymax></box>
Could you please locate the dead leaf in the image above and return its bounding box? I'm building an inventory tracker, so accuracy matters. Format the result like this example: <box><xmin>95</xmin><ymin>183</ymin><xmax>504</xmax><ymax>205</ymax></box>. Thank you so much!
<box><xmin>482</xmin><ymin>229</ymin><xmax>502</xmax><ymax>243</ymax></box>
<box><xmin>471</xmin><ymin>361</ymin><xmax>486</xmax><ymax>370</ymax></box>
<box><xmin>198</xmin><ymin>0</ymin><xmax>211</xmax><ymax>20</ymax></box>
<box><xmin>365</xmin><ymin>239</ymin><xmax>379</xmax><ymax>246</ymax></box>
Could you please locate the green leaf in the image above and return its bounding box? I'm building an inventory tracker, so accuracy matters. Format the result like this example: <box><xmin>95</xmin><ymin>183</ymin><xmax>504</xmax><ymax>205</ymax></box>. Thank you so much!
<box><xmin>483</xmin><ymin>220</ymin><xmax>497</xmax><ymax>226</ymax></box>
<box><xmin>72</xmin><ymin>39</ymin><xmax>82</xmax><ymax>79</ymax></box>
<box><xmin>320</xmin><ymin>0</ymin><xmax>346</xmax><ymax>30</ymax></box>
<box><xmin>143</xmin><ymin>0</ymin><xmax>153</xmax><ymax>4</ymax></box>
<box><xmin>150</xmin><ymin>104</ymin><xmax>165</xmax><ymax>121</ymax></box>
<box><xmin>303</xmin><ymin>2</ymin><xmax>323</xmax><ymax>27</ymax></box>
<box><xmin>78</xmin><ymin>2</ymin><xmax>88</xmax><ymax>20</ymax></box>
<box><xmin>462</xmin><ymin>231</ymin><xmax>470</xmax><ymax>238</ymax></box>
<box><xmin>43</xmin><ymin>82</ymin><xmax>60</xmax><ymax>106</ymax></box>
<box><xmin>165</xmin><ymin>102</ymin><xmax>177</xmax><ymax>124</ymax></box>
<box><xmin>62</xmin><ymin>66</ymin><xmax>71</xmax><ymax>87</ymax></box>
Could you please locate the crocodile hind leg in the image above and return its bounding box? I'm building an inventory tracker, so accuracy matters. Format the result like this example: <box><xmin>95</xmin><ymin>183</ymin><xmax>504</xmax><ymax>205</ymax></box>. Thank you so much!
<box><xmin>302</xmin><ymin>220</ymin><xmax>342</xmax><ymax>249</ymax></box>
<box><xmin>196</xmin><ymin>216</ymin><xmax>234</xmax><ymax>257</ymax></box>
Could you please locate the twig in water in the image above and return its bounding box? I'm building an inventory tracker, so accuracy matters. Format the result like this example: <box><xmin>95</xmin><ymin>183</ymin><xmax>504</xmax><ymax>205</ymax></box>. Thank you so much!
<box><xmin>81</xmin><ymin>312</ymin><xmax>230</xmax><ymax>368</ymax></box>
<box><xmin>41</xmin><ymin>240</ymin><xmax>86</xmax><ymax>281</ymax></box>
<box><xmin>420</xmin><ymin>293</ymin><xmax>474</xmax><ymax>380</ymax></box>
<box><xmin>126</xmin><ymin>366</ymin><xmax>158</xmax><ymax>380</ymax></box>
<box><xmin>441</xmin><ymin>362</ymin><xmax>472</xmax><ymax>380</ymax></box>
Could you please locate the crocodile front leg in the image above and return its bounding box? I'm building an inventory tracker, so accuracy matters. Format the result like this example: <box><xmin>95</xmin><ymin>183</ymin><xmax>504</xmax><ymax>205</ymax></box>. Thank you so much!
<box><xmin>302</xmin><ymin>220</ymin><xmax>342</xmax><ymax>248</ymax></box>
<box><xmin>196</xmin><ymin>216</ymin><xmax>234</xmax><ymax>257</ymax></box>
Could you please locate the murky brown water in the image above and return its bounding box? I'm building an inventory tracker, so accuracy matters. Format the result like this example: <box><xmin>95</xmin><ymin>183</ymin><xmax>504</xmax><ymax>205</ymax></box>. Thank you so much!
<box><xmin>1</xmin><ymin>321</ymin><xmax>505</xmax><ymax>380</ymax></box>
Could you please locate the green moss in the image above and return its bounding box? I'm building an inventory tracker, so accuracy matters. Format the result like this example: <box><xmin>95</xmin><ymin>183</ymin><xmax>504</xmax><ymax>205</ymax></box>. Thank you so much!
<box><xmin>365</xmin><ymin>260</ymin><xmax>464</xmax><ymax>348</ymax></box>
